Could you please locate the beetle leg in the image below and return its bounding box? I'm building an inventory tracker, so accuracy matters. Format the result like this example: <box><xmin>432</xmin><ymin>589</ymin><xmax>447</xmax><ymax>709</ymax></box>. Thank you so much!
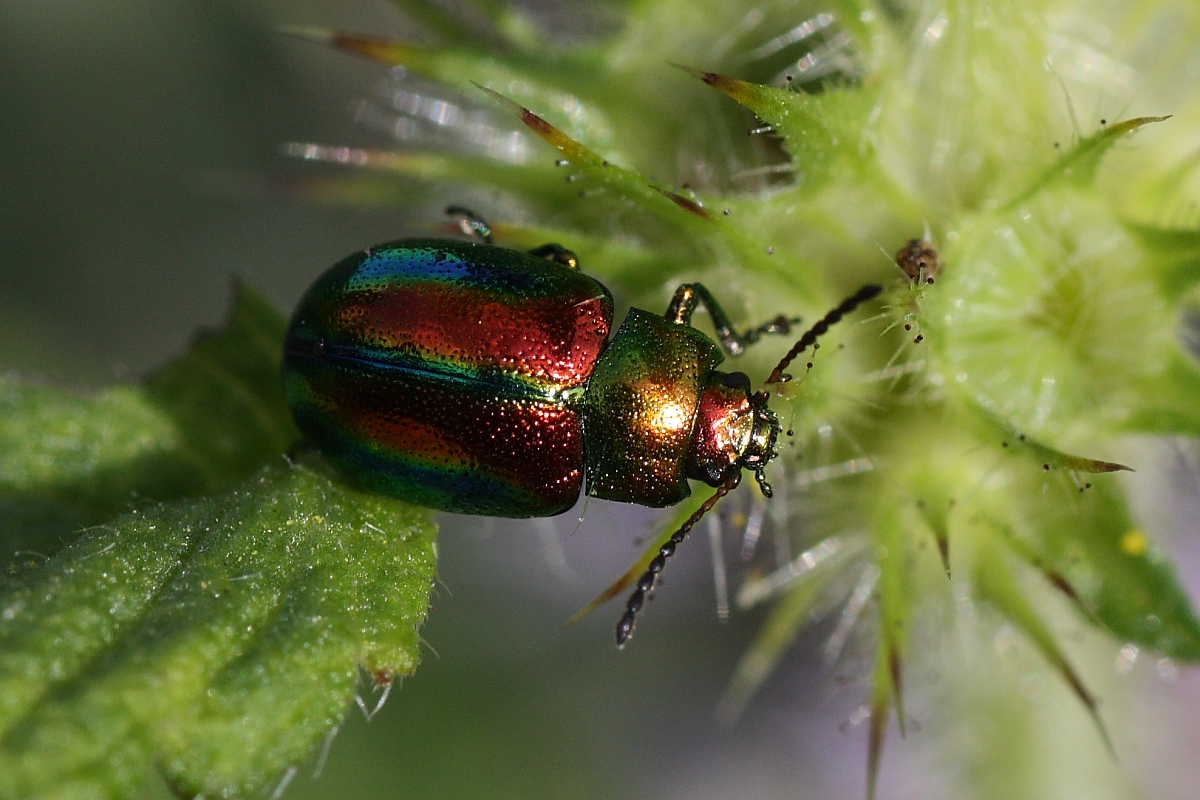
<box><xmin>528</xmin><ymin>243</ymin><xmax>580</xmax><ymax>270</ymax></box>
<box><xmin>666</xmin><ymin>283</ymin><xmax>796</xmax><ymax>357</ymax></box>
<box><xmin>445</xmin><ymin>205</ymin><xmax>493</xmax><ymax>243</ymax></box>
<box><xmin>740</xmin><ymin>313</ymin><xmax>803</xmax><ymax>346</ymax></box>
<box><xmin>667</xmin><ymin>283</ymin><xmax>744</xmax><ymax>355</ymax></box>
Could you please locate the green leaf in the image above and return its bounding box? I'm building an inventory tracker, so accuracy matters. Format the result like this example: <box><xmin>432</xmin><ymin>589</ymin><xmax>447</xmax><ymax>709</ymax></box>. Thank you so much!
<box><xmin>141</xmin><ymin>282</ymin><xmax>297</xmax><ymax>483</ymax></box>
<box><xmin>1125</xmin><ymin>223</ymin><xmax>1200</xmax><ymax>302</ymax></box>
<box><xmin>973</xmin><ymin>535</ymin><xmax>1113</xmax><ymax>754</ymax></box>
<box><xmin>1006</xmin><ymin>115</ymin><xmax>1172</xmax><ymax>209</ymax></box>
<box><xmin>0</xmin><ymin>284</ymin><xmax>295</xmax><ymax>558</ymax></box>
<box><xmin>0</xmin><ymin>286</ymin><xmax>439</xmax><ymax>796</ymax></box>
<box><xmin>995</xmin><ymin>480</ymin><xmax>1200</xmax><ymax>661</ymax></box>
<box><xmin>678</xmin><ymin>65</ymin><xmax>877</xmax><ymax>189</ymax></box>
<box><xmin>284</xmin><ymin>146</ymin><xmax>592</xmax><ymax>223</ymax></box>
<box><xmin>280</xmin><ymin>28</ymin><xmax>616</xmax><ymax>145</ymax></box>
<box><xmin>1122</xmin><ymin>348</ymin><xmax>1200</xmax><ymax>436</ymax></box>
<box><xmin>475</xmin><ymin>84</ymin><xmax>714</xmax><ymax>223</ymax></box>
<box><xmin>471</xmin><ymin>86</ymin><xmax>814</xmax><ymax>299</ymax></box>
<box><xmin>0</xmin><ymin>457</ymin><xmax>437</xmax><ymax>799</ymax></box>
<box><xmin>866</xmin><ymin>504</ymin><xmax>916</xmax><ymax>800</ymax></box>
<box><xmin>925</xmin><ymin>192</ymin><xmax>1180</xmax><ymax>444</ymax></box>
<box><xmin>966</xmin><ymin>403</ymin><xmax>1132</xmax><ymax>474</ymax></box>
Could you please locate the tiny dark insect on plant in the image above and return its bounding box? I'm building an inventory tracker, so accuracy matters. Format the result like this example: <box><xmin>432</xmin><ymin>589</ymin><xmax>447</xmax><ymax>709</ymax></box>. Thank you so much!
<box><xmin>283</xmin><ymin>207</ymin><xmax>881</xmax><ymax>645</ymax></box>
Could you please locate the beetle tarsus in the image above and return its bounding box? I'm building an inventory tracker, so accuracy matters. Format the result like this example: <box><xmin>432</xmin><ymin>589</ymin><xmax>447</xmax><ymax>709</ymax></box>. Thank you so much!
<box><xmin>528</xmin><ymin>243</ymin><xmax>580</xmax><ymax>270</ymax></box>
<box><xmin>754</xmin><ymin>468</ymin><xmax>773</xmax><ymax>498</ymax></box>
<box><xmin>741</xmin><ymin>314</ymin><xmax>801</xmax><ymax>345</ymax></box>
<box><xmin>668</xmin><ymin>284</ymin><xmax>802</xmax><ymax>357</ymax></box>
<box><xmin>445</xmin><ymin>205</ymin><xmax>493</xmax><ymax>243</ymax></box>
<box><xmin>616</xmin><ymin>612</ymin><xmax>636</xmax><ymax>647</ymax></box>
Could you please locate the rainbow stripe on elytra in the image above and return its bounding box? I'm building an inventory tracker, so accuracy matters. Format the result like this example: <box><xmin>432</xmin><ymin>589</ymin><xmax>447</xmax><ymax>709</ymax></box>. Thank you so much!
<box><xmin>284</xmin><ymin>239</ymin><xmax>613</xmax><ymax>517</ymax></box>
<box><xmin>312</xmin><ymin>242</ymin><xmax>607</xmax><ymax>391</ymax></box>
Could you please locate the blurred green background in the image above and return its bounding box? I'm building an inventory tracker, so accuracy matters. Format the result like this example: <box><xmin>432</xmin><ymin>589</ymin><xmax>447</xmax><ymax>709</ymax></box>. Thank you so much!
<box><xmin>4</xmin><ymin>2</ymin><xmax>1200</xmax><ymax>798</ymax></box>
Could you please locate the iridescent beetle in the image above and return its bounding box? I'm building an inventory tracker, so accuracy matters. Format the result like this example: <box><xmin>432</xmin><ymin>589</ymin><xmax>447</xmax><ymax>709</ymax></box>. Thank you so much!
<box><xmin>283</xmin><ymin>208</ymin><xmax>880</xmax><ymax>646</ymax></box>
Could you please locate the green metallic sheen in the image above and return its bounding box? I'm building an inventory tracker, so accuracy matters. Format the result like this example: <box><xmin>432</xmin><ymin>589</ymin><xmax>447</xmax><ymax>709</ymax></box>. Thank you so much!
<box><xmin>582</xmin><ymin>308</ymin><xmax>724</xmax><ymax>507</ymax></box>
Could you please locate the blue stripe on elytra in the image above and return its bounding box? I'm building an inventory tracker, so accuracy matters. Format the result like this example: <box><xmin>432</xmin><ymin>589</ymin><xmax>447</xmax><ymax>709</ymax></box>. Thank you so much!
<box><xmin>346</xmin><ymin>244</ymin><xmax>542</xmax><ymax>292</ymax></box>
<box><xmin>337</xmin><ymin>441</ymin><xmax>541</xmax><ymax>512</ymax></box>
<box><xmin>314</xmin><ymin>343</ymin><xmax>558</xmax><ymax>401</ymax></box>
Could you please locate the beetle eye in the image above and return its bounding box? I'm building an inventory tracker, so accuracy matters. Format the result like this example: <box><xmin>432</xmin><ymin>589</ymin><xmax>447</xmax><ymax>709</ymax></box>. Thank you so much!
<box><xmin>721</xmin><ymin>371</ymin><xmax>751</xmax><ymax>392</ymax></box>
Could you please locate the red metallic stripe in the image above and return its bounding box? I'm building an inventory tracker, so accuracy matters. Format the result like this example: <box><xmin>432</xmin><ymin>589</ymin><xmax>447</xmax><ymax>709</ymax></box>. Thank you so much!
<box><xmin>328</xmin><ymin>367</ymin><xmax>585</xmax><ymax>509</ymax></box>
<box><xmin>336</xmin><ymin>283</ymin><xmax>610</xmax><ymax>390</ymax></box>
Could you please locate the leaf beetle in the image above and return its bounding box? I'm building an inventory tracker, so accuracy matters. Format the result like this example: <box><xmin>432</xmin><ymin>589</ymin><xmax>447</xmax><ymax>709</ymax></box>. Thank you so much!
<box><xmin>283</xmin><ymin>207</ymin><xmax>881</xmax><ymax>646</ymax></box>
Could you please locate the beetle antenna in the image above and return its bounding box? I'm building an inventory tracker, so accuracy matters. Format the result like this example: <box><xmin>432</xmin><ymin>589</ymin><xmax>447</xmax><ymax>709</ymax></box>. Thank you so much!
<box><xmin>765</xmin><ymin>284</ymin><xmax>882</xmax><ymax>384</ymax></box>
<box><xmin>616</xmin><ymin>475</ymin><xmax>740</xmax><ymax>647</ymax></box>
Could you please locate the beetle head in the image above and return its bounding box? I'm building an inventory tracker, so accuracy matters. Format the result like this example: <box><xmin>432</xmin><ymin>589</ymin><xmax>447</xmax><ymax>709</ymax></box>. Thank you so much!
<box><xmin>744</xmin><ymin>389</ymin><xmax>781</xmax><ymax>497</ymax></box>
<box><xmin>686</xmin><ymin>371</ymin><xmax>780</xmax><ymax>497</ymax></box>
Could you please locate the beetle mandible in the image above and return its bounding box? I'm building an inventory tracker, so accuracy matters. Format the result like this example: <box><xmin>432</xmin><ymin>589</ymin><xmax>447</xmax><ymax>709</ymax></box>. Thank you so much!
<box><xmin>283</xmin><ymin>207</ymin><xmax>881</xmax><ymax>646</ymax></box>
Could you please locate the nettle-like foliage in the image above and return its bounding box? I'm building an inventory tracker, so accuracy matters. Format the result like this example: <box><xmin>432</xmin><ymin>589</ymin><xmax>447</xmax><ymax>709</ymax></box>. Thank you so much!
<box><xmin>284</xmin><ymin>0</ymin><xmax>1200</xmax><ymax>794</ymax></box>
<box><xmin>4</xmin><ymin>1</ymin><xmax>1198</xmax><ymax>798</ymax></box>
<box><xmin>0</xmin><ymin>292</ymin><xmax>437</xmax><ymax>798</ymax></box>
